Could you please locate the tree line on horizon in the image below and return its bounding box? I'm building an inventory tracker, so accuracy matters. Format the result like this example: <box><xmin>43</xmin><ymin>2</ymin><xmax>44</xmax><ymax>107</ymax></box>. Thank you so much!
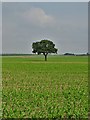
<box><xmin>1</xmin><ymin>39</ymin><xmax>89</xmax><ymax>60</ymax></box>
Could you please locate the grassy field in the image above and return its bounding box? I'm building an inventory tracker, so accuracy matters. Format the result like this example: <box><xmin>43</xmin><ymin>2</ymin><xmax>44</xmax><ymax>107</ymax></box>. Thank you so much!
<box><xmin>2</xmin><ymin>55</ymin><xmax>88</xmax><ymax>118</ymax></box>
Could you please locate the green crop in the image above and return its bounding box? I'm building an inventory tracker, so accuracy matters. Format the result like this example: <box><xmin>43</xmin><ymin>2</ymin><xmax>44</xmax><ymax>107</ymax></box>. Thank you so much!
<box><xmin>2</xmin><ymin>55</ymin><xmax>88</xmax><ymax>118</ymax></box>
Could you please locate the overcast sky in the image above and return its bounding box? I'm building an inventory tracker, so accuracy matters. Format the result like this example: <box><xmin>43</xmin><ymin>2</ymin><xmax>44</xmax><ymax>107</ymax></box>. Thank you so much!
<box><xmin>1</xmin><ymin>0</ymin><xmax>89</xmax><ymax>2</ymax></box>
<box><xmin>2</xmin><ymin>2</ymin><xmax>88</xmax><ymax>54</ymax></box>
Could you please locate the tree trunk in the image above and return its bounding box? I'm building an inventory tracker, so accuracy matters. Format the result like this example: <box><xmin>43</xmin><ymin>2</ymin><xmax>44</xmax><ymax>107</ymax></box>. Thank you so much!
<box><xmin>45</xmin><ymin>54</ymin><xmax>47</xmax><ymax>61</ymax></box>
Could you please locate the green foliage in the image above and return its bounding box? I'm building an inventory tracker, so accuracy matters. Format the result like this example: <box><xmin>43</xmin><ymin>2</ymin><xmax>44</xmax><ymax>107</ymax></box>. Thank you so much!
<box><xmin>2</xmin><ymin>55</ymin><xmax>88</xmax><ymax>118</ymax></box>
<box><xmin>32</xmin><ymin>40</ymin><xmax>58</xmax><ymax>61</ymax></box>
<box><xmin>32</xmin><ymin>40</ymin><xmax>57</xmax><ymax>54</ymax></box>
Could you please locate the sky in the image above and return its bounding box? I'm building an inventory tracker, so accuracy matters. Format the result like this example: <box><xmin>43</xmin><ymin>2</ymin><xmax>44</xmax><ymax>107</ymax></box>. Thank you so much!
<box><xmin>1</xmin><ymin>0</ymin><xmax>89</xmax><ymax>2</ymax></box>
<box><xmin>2</xmin><ymin>2</ymin><xmax>88</xmax><ymax>54</ymax></box>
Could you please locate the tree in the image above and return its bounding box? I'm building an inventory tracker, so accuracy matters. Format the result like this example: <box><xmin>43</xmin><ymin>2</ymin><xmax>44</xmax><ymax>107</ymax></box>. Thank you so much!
<box><xmin>64</xmin><ymin>53</ymin><xmax>75</xmax><ymax>56</ymax></box>
<box><xmin>32</xmin><ymin>40</ymin><xmax>58</xmax><ymax>61</ymax></box>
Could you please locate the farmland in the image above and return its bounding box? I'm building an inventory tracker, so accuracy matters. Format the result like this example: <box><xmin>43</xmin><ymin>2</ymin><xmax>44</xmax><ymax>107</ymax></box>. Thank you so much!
<box><xmin>2</xmin><ymin>55</ymin><xmax>88</xmax><ymax>118</ymax></box>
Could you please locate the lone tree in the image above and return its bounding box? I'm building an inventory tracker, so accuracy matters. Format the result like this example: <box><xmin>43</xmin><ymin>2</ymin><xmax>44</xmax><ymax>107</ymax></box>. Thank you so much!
<box><xmin>32</xmin><ymin>39</ymin><xmax>58</xmax><ymax>61</ymax></box>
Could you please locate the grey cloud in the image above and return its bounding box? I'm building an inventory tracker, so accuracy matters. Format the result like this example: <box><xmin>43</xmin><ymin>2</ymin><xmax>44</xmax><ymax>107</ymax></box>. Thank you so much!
<box><xmin>2</xmin><ymin>2</ymin><xmax>88</xmax><ymax>54</ymax></box>
<box><xmin>22</xmin><ymin>7</ymin><xmax>56</xmax><ymax>28</ymax></box>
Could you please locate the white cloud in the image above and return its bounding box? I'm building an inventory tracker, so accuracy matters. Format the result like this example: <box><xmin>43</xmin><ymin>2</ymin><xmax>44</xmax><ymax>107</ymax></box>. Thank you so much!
<box><xmin>2</xmin><ymin>3</ymin><xmax>88</xmax><ymax>54</ymax></box>
<box><xmin>23</xmin><ymin>7</ymin><xmax>55</xmax><ymax>27</ymax></box>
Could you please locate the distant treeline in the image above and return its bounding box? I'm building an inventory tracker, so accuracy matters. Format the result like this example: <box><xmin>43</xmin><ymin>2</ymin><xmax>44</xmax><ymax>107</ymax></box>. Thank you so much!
<box><xmin>1</xmin><ymin>53</ymin><xmax>89</xmax><ymax>56</ymax></box>
<box><xmin>64</xmin><ymin>53</ymin><xmax>89</xmax><ymax>56</ymax></box>
<box><xmin>1</xmin><ymin>54</ymin><xmax>32</xmax><ymax>56</ymax></box>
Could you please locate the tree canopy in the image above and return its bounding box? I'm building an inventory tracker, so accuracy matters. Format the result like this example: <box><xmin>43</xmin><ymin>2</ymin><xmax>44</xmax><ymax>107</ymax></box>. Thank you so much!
<box><xmin>32</xmin><ymin>40</ymin><xmax>58</xmax><ymax>61</ymax></box>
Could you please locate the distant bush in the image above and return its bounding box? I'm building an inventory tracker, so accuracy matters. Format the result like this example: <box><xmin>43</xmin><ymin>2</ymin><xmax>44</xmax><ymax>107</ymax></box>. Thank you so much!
<box><xmin>64</xmin><ymin>53</ymin><xmax>75</xmax><ymax>56</ymax></box>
